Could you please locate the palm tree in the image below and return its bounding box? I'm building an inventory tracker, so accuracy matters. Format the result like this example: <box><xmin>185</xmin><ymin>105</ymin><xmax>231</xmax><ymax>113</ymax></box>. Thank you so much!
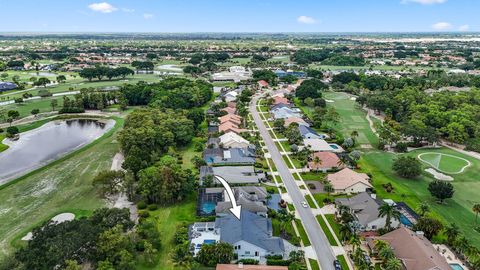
<box><xmin>453</xmin><ymin>235</ymin><xmax>470</xmax><ymax>254</ymax></box>
<box><xmin>311</xmin><ymin>156</ymin><xmax>322</xmax><ymax>172</ymax></box>
<box><xmin>351</xmin><ymin>130</ymin><xmax>359</xmax><ymax>139</ymax></box>
<box><xmin>349</xmin><ymin>232</ymin><xmax>361</xmax><ymax>253</ymax></box>
<box><xmin>278</xmin><ymin>209</ymin><xmax>295</xmax><ymax>236</ymax></box>
<box><xmin>339</xmin><ymin>223</ymin><xmax>352</xmax><ymax>243</ymax></box>
<box><xmin>378</xmin><ymin>247</ymin><xmax>395</xmax><ymax>264</ymax></box>
<box><xmin>378</xmin><ymin>203</ymin><xmax>401</xmax><ymax>230</ymax></box>
<box><xmin>384</xmin><ymin>258</ymin><xmax>402</xmax><ymax>270</ymax></box>
<box><xmin>444</xmin><ymin>223</ymin><xmax>460</xmax><ymax>245</ymax></box>
<box><xmin>417</xmin><ymin>202</ymin><xmax>430</xmax><ymax>217</ymax></box>
<box><xmin>473</xmin><ymin>203</ymin><xmax>480</xmax><ymax>224</ymax></box>
<box><xmin>374</xmin><ymin>239</ymin><xmax>389</xmax><ymax>254</ymax></box>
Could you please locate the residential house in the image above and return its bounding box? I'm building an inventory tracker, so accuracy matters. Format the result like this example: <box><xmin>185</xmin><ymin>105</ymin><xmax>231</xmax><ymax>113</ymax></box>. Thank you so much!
<box><xmin>258</xmin><ymin>80</ymin><xmax>269</xmax><ymax>89</ymax></box>
<box><xmin>271</xmin><ymin>105</ymin><xmax>302</xmax><ymax>119</ymax></box>
<box><xmin>212</xmin><ymin>66</ymin><xmax>252</xmax><ymax>82</ymax></box>
<box><xmin>272</xmin><ymin>96</ymin><xmax>290</xmax><ymax>106</ymax></box>
<box><xmin>219</xmin><ymin>114</ymin><xmax>242</xmax><ymax>126</ymax></box>
<box><xmin>219</xmin><ymin>132</ymin><xmax>250</xmax><ymax>149</ymax></box>
<box><xmin>304</xmin><ymin>138</ymin><xmax>342</xmax><ymax>152</ymax></box>
<box><xmin>218</xmin><ymin>121</ymin><xmax>246</xmax><ymax>134</ymax></box>
<box><xmin>284</xmin><ymin>117</ymin><xmax>308</xmax><ymax>127</ymax></box>
<box><xmin>203</xmin><ymin>148</ymin><xmax>256</xmax><ymax>165</ymax></box>
<box><xmin>308</xmin><ymin>152</ymin><xmax>343</xmax><ymax>172</ymax></box>
<box><xmin>327</xmin><ymin>168</ymin><xmax>372</xmax><ymax>194</ymax></box>
<box><xmin>335</xmin><ymin>192</ymin><xmax>399</xmax><ymax>231</ymax></box>
<box><xmin>216</xmin><ymin>186</ymin><xmax>269</xmax><ymax>216</ymax></box>
<box><xmin>299</xmin><ymin>125</ymin><xmax>329</xmax><ymax>140</ymax></box>
<box><xmin>200</xmin><ymin>166</ymin><xmax>264</xmax><ymax>185</ymax></box>
<box><xmin>366</xmin><ymin>227</ymin><xmax>451</xmax><ymax>270</ymax></box>
<box><xmin>224</xmin><ymin>91</ymin><xmax>239</xmax><ymax>103</ymax></box>
<box><xmin>221</xmin><ymin>106</ymin><xmax>237</xmax><ymax>115</ymax></box>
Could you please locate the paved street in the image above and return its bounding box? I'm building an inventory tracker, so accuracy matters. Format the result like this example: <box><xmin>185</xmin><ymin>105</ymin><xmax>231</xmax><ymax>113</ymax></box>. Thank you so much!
<box><xmin>250</xmin><ymin>95</ymin><xmax>336</xmax><ymax>270</ymax></box>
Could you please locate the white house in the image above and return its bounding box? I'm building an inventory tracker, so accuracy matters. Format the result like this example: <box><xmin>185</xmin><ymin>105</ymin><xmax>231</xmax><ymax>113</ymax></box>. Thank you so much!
<box><xmin>219</xmin><ymin>132</ymin><xmax>250</xmax><ymax>148</ymax></box>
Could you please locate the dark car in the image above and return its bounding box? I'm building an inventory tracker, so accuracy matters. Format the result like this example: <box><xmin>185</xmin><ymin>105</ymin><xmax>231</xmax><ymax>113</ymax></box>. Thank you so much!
<box><xmin>333</xmin><ymin>259</ymin><xmax>342</xmax><ymax>270</ymax></box>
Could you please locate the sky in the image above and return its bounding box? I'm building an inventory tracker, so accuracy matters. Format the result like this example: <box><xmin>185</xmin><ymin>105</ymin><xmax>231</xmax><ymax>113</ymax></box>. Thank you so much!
<box><xmin>0</xmin><ymin>0</ymin><xmax>478</xmax><ymax>33</ymax></box>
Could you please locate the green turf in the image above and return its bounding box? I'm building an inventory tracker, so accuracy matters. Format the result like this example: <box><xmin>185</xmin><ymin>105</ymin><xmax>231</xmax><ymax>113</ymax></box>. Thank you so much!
<box><xmin>295</xmin><ymin>219</ymin><xmax>311</xmax><ymax>246</ymax></box>
<box><xmin>336</xmin><ymin>255</ymin><xmax>349</xmax><ymax>270</ymax></box>
<box><xmin>0</xmin><ymin>96</ymin><xmax>65</xmax><ymax>121</ymax></box>
<box><xmin>136</xmin><ymin>196</ymin><xmax>197</xmax><ymax>270</ymax></box>
<box><xmin>418</xmin><ymin>152</ymin><xmax>470</xmax><ymax>174</ymax></box>
<box><xmin>309</xmin><ymin>258</ymin><xmax>321</xmax><ymax>270</ymax></box>
<box><xmin>325</xmin><ymin>214</ymin><xmax>342</xmax><ymax>241</ymax></box>
<box><xmin>316</xmin><ymin>215</ymin><xmax>338</xmax><ymax>246</ymax></box>
<box><xmin>359</xmin><ymin>147</ymin><xmax>480</xmax><ymax>248</ymax></box>
<box><xmin>0</xmin><ymin>117</ymin><xmax>123</xmax><ymax>258</ymax></box>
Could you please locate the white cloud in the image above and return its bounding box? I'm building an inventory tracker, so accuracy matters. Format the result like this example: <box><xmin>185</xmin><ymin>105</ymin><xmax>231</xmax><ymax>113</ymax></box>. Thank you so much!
<box><xmin>459</xmin><ymin>25</ymin><xmax>470</xmax><ymax>31</ymax></box>
<box><xmin>143</xmin><ymin>13</ymin><xmax>154</xmax><ymax>20</ymax></box>
<box><xmin>88</xmin><ymin>2</ymin><xmax>117</xmax><ymax>13</ymax></box>
<box><xmin>401</xmin><ymin>0</ymin><xmax>446</xmax><ymax>4</ymax></box>
<box><xmin>297</xmin><ymin>15</ymin><xmax>317</xmax><ymax>24</ymax></box>
<box><xmin>432</xmin><ymin>22</ymin><xmax>452</xmax><ymax>30</ymax></box>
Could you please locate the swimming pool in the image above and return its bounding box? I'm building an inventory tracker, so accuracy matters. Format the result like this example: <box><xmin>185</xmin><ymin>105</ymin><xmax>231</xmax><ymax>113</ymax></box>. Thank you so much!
<box><xmin>400</xmin><ymin>214</ymin><xmax>413</xmax><ymax>227</ymax></box>
<box><xmin>450</xmin><ymin>264</ymin><xmax>464</xmax><ymax>270</ymax></box>
<box><xmin>329</xmin><ymin>144</ymin><xmax>339</xmax><ymax>149</ymax></box>
<box><xmin>201</xmin><ymin>201</ymin><xmax>216</xmax><ymax>215</ymax></box>
<box><xmin>204</xmin><ymin>239</ymin><xmax>216</xmax><ymax>245</ymax></box>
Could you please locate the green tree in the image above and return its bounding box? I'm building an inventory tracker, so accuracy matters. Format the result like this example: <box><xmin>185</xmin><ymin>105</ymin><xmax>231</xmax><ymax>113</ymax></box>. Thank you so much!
<box><xmin>56</xmin><ymin>75</ymin><xmax>67</xmax><ymax>83</ymax></box>
<box><xmin>413</xmin><ymin>217</ymin><xmax>443</xmax><ymax>240</ymax></box>
<box><xmin>92</xmin><ymin>170</ymin><xmax>125</xmax><ymax>197</ymax></box>
<box><xmin>417</xmin><ymin>202</ymin><xmax>430</xmax><ymax>217</ymax></box>
<box><xmin>384</xmin><ymin>258</ymin><xmax>402</xmax><ymax>270</ymax></box>
<box><xmin>378</xmin><ymin>203</ymin><xmax>401</xmax><ymax>230</ymax></box>
<box><xmin>428</xmin><ymin>180</ymin><xmax>454</xmax><ymax>203</ymax></box>
<box><xmin>30</xmin><ymin>108</ymin><xmax>40</xmax><ymax>116</ymax></box>
<box><xmin>444</xmin><ymin>223</ymin><xmax>460</xmax><ymax>245</ymax></box>
<box><xmin>392</xmin><ymin>156</ymin><xmax>422</xmax><ymax>179</ymax></box>
<box><xmin>196</xmin><ymin>242</ymin><xmax>234</xmax><ymax>267</ymax></box>
<box><xmin>473</xmin><ymin>203</ymin><xmax>480</xmax><ymax>224</ymax></box>
<box><xmin>50</xmin><ymin>99</ymin><xmax>58</xmax><ymax>111</ymax></box>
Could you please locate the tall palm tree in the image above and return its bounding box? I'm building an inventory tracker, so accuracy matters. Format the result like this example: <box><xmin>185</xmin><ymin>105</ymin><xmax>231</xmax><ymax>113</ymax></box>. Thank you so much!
<box><xmin>378</xmin><ymin>247</ymin><xmax>395</xmax><ymax>264</ymax></box>
<box><xmin>453</xmin><ymin>235</ymin><xmax>470</xmax><ymax>254</ymax></box>
<box><xmin>374</xmin><ymin>239</ymin><xmax>389</xmax><ymax>253</ymax></box>
<box><xmin>444</xmin><ymin>223</ymin><xmax>460</xmax><ymax>245</ymax></box>
<box><xmin>339</xmin><ymin>223</ymin><xmax>352</xmax><ymax>243</ymax></box>
<box><xmin>473</xmin><ymin>203</ymin><xmax>480</xmax><ymax>224</ymax></box>
<box><xmin>349</xmin><ymin>232</ymin><xmax>361</xmax><ymax>253</ymax></box>
<box><xmin>312</xmin><ymin>156</ymin><xmax>322</xmax><ymax>172</ymax></box>
<box><xmin>417</xmin><ymin>202</ymin><xmax>430</xmax><ymax>217</ymax></box>
<box><xmin>384</xmin><ymin>258</ymin><xmax>402</xmax><ymax>270</ymax></box>
<box><xmin>278</xmin><ymin>209</ymin><xmax>295</xmax><ymax>236</ymax></box>
<box><xmin>378</xmin><ymin>203</ymin><xmax>401</xmax><ymax>230</ymax></box>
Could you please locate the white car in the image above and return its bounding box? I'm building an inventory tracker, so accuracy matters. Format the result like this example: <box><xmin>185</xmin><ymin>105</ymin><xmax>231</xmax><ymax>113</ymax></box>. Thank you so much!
<box><xmin>301</xmin><ymin>201</ymin><xmax>309</xmax><ymax>208</ymax></box>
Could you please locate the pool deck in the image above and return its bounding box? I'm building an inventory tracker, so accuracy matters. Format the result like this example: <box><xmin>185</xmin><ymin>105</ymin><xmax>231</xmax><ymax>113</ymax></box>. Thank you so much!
<box><xmin>433</xmin><ymin>244</ymin><xmax>470</xmax><ymax>270</ymax></box>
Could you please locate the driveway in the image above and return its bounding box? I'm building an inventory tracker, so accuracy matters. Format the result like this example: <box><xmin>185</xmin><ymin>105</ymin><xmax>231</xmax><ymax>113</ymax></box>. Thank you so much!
<box><xmin>250</xmin><ymin>95</ymin><xmax>337</xmax><ymax>270</ymax></box>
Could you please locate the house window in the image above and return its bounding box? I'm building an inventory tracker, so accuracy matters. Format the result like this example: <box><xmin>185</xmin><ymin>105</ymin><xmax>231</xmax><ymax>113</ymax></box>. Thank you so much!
<box><xmin>238</xmin><ymin>245</ymin><xmax>241</xmax><ymax>250</ymax></box>
<box><xmin>255</xmin><ymin>251</ymin><xmax>259</xmax><ymax>256</ymax></box>
<box><xmin>245</xmin><ymin>251</ymin><xmax>250</xmax><ymax>255</ymax></box>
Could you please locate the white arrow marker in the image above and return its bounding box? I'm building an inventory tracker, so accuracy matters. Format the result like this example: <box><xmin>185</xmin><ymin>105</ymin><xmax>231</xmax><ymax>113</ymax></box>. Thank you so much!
<box><xmin>214</xmin><ymin>175</ymin><xmax>242</xmax><ymax>220</ymax></box>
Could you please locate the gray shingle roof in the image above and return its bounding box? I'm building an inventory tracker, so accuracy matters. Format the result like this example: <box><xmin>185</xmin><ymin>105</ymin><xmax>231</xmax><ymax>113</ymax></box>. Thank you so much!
<box><xmin>215</xmin><ymin>210</ymin><xmax>285</xmax><ymax>253</ymax></box>
<box><xmin>335</xmin><ymin>192</ymin><xmax>382</xmax><ymax>226</ymax></box>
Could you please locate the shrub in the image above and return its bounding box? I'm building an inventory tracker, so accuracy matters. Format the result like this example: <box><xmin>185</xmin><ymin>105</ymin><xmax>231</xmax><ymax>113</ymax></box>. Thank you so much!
<box><xmin>266</xmin><ymin>259</ymin><xmax>291</xmax><ymax>266</ymax></box>
<box><xmin>392</xmin><ymin>156</ymin><xmax>421</xmax><ymax>179</ymax></box>
<box><xmin>237</xmin><ymin>259</ymin><xmax>259</xmax><ymax>265</ymax></box>
<box><xmin>147</xmin><ymin>204</ymin><xmax>158</xmax><ymax>211</ymax></box>
<box><xmin>395</xmin><ymin>142</ymin><xmax>408</xmax><ymax>152</ymax></box>
<box><xmin>137</xmin><ymin>201</ymin><xmax>147</xmax><ymax>210</ymax></box>
<box><xmin>138</xmin><ymin>210</ymin><xmax>150</xmax><ymax>218</ymax></box>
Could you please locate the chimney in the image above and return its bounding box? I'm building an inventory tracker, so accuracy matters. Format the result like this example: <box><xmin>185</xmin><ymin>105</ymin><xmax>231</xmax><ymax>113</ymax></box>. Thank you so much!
<box><xmin>238</xmin><ymin>262</ymin><xmax>244</xmax><ymax>269</ymax></box>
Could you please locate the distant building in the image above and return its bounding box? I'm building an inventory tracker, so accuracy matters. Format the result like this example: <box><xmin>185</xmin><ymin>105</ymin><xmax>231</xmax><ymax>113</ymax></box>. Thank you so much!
<box><xmin>0</xmin><ymin>82</ymin><xmax>17</xmax><ymax>92</ymax></box>
<box><xmin>203</xmin><ymin>147</ymin><xmax>256</xmax><ymax>165</ymax></box>
<box><xmin>212</xmin><ymin>66</ymin><xmax>252</xmax><ymax>82</ymax></box>
<box><xmin>199</xmin><ymin>166</ymin><xmax>264</xmax><ymax>185</ymax></box>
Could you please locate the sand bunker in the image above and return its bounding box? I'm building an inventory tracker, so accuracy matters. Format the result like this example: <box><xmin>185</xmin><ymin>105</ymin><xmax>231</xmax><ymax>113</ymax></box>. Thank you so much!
<box><xmin>425</xmin><ymin>168</ymin><xmax>454</xmax><ymax>181</ymax></box>
<box><xmin>51</xmin><ymin>213</ymin><xmax>75</xmax><ymax>223</ymax></box>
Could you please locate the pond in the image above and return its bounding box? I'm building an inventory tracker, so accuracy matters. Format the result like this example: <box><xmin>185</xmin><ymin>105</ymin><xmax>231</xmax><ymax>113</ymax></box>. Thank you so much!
<box><xmin>0</xmin><ymin>119</ymin><xmax>115</xmax><ymax>185</ymax></box>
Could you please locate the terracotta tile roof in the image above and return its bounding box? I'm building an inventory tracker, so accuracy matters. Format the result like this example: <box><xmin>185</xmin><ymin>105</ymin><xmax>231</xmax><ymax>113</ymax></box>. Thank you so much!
<box><xmin>327</xmin><ymin>168</ymin><xmax>372</xmax><ymax>190</ymax></box>
<box><xmin>308</xmin><ymin>152</ymin><xmax>343</xmax><ymax>170</ymax></box>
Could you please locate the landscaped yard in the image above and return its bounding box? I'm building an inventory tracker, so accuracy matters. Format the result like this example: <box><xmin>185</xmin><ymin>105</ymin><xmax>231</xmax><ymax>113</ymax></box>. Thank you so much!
<box><xmin>295</xmin><ymin>219</ymin><xmax>311</xmax><ymax>246</ymax></box>
<box><xmin>316</xmin><ymin>215</ymin><xmax>338</xmax><ymax>246</ymax></box>
<box><xmin>0</xmin><ymin>117</ymin><xmax>123</xmax><ymax>259</ymax></box>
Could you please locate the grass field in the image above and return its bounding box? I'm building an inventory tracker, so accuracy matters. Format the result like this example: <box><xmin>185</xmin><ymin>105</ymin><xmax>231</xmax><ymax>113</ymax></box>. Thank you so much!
<box><xmin>359</xmin><ymin>147</ymin><xmax>480</xmax><ymax>248</ymax></box>
<box><xmin>0</xmin><ymin>96</ymin><xmax>65</xmax><ymax>121</ymax></box>
<box><xmin>316</xmin><ymin>215</ymin><xmax>338</xmax><ymax>246</ymax></box>
<box><xmin>137</xmin><ymin>196</ymin><xmax>197</xmax><ymax>270</ymax></box>
<box><xmin>0</xmin><ymin>117</ymin><xmax>123</xmax><ymax>258</ymax></box>
<box><xmin>418</xmin><ymin>152</ymin><xmax>471</xmax><ymax>174</ymax></box>
<box><xmin>323</xmin><ymin>92</ymin><xmax>378</xmax><ymax>147</ymax></box>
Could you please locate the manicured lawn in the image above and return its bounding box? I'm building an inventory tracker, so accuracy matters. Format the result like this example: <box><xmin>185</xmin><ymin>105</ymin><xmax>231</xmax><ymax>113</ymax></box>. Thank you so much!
<box><xmin>325</xmin><ymin>214</ymin><xmax>341</xmax><ymax>241</ymax></box>
<box><xmin>323</xmin><ymin>92</ymin><xmax>378</xmax><ymax>147</ymax></box>
<box><xmin>309</xmin><ymin>258</ymin><xmax>321</xmax><ymax>270</ymax></box>
<box><xmin>0</xmin><ymin>117</ymin><xmax>123</xmax><ymax>259</ymax></box>
<box><xmin>305</xmin><ymin>195</ymin><xmax>317</xmax><ymax>208</ymax></box>
<box><xmin>0</xmin><ymin>96</ymin><xmax>65</xmax><ymax>121</ymax></box>
<box><xmin>316</xmin><ymin>215</ymin><xmax>338</xmax><ymax>246</ymax></box>
<box><xmin>136</xmin><ymin>196</ymin><xmax>197</xmax><ymax>270</ymax></box>
<box><xmin>418</xmin><ymin>152</ymin><xmax>470</xmax><ymax>174</ymax></box>
<box><xmin>0</xmin><ymin>133</ymin><xmax>8</xmax><ymax>153</ymax></box>
<box><xmin>359</xmin><ymin>147</ymin><xmax>480</xmax><ymax>248</ymax></box>
<box><xmin>299</xmin><ymin>171</ymin><xmax>326</xmax><ymax>181</ymax></box>
<box><xmin>336</xmin><ymin>255</ymin><xmax>349</xmax><ymax>270</ymax></box>
<box><xmin>295</xmin><ymin>219</ymin><xmax>311</xmax><ymax>246</ymax></box>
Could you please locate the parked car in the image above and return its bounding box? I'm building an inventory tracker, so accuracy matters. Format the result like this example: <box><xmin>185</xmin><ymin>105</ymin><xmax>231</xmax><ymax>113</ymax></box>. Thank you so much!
<box><xmin>301</xmin><ymin>201</ymin><xmax>308</xmax><ymax>208</ymax></box>
<box><xmin>333</xmin><ymin>260</ymin><xmax>342</xmax><ymax>270</ymax></box>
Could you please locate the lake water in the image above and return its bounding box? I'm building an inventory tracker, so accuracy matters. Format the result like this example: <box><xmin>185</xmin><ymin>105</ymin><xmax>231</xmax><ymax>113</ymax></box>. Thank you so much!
<box><xmin>0</xmin><ymin>119</ymin><xmax>114</xmax><ymax>184</ymax></box>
